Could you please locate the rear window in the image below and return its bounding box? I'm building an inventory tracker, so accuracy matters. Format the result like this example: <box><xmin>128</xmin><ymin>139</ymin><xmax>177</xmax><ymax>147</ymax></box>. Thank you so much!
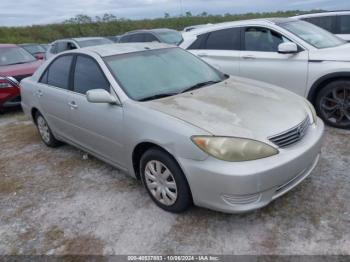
<box><xmin>0</xmin><ymin>47</ymin><xmax>36</xmax><ymax>66</ymax></box>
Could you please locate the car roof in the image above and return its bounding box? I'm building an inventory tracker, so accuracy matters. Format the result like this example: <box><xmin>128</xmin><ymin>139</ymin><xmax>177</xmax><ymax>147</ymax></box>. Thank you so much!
<box><xmin>80</xmin><ymin>42</ymin><xmax>173</xmax><ymax>57</ymax></box>
<box><xmin>184</xmin><ymin>18</ymin><xmax>295</xmax><ymax>35</ymax></box>
<box><xmin>55</xmin><ymin>37</ymin><xmax>108</xmax><ymax>43</ymax></box>
<box><xmin>125</xmin><ymin>28</ymin><xmax>177</xmax><ymax>35</ymax></box>
<box><xmin>293</xmin><ymin>10</ymin><xmax>350</xmax><ymax>18</ymax></box>
<box><xmin>0</xmin><ymin>44</ymin><xmax>17</xmax><ymax>48</ymax></box>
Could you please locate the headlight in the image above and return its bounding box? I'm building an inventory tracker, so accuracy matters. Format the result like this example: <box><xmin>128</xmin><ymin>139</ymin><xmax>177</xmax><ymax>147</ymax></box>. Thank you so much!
<box><xmin>191</xmin><ymin>136</ymin><xmax>279</xmax><ymax>162</ymax></box>
<box><xmin>305</xmin><ymin>100</ymin><xmax>317</xmax><ymax>125</ymax></box>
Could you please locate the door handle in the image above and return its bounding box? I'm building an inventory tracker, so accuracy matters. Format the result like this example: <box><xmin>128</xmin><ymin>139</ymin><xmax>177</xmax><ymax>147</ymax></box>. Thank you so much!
<box><xmin>197</xmin><ymin>53</ymin><xmax>208</xmax><ymax>57</ymax></box>
<box><xmin>242</xmin><ymin>55</ymin><xmax>256</xmax><ymax>60</ymax></box>
<box><xmin>36</xmin><ymin>90</ymin><xmax>43</xmax><ymax>97</ymax></box>
<box><xmin>68</xmin><ymin>101</ymin><xmax>78</xmax><ymax>109</ymax></box>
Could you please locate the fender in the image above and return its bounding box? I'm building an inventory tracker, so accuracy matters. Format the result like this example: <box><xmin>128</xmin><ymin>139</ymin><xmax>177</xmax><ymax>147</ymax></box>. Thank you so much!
<box><xmin>308</xmin><ymin>72</ymin><xmax>350</xmax><ymax>103</ymax></box>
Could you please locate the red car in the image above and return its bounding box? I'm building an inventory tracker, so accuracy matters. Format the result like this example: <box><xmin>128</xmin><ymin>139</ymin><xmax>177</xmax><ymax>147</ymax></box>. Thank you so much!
<box><xmin>0</xmin><ymin>44</ymin><xmax>43</xmax><ymax>109</ymax></box>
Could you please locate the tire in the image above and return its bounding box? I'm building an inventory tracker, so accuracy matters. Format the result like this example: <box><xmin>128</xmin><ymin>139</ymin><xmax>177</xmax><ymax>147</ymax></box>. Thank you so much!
<box><xmin>315</xmin><ymin>80</ymin><xmax>350</xmax><ymax>129</ymax></box>
<box><xmin>34</xmin><ymin>111</ymin><xmax>62</xmax><ymax>147</ymax></box>
<box><xmin>140</xmin><ymin>148</ymin><xmax>192</xmax><ymax>213</ymax></box>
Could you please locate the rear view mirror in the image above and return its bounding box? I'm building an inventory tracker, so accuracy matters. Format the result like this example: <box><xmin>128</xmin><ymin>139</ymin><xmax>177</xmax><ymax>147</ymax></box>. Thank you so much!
<box><xmin>86</xmin><ymin>89</ymin><xmax>119</xmax><ymax>105</ymax></box>
<box><xmin>278</xmin><ymin>42</ymin><xmax>298</xmax><ymax>54</ymax></box>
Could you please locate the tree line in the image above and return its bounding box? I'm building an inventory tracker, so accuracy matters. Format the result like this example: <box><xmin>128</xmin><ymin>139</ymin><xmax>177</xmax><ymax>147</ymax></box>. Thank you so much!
<box><xmin>0</xmin><ymin>10</ymin><xmax>324</xmax><ymax>44</ymax></box>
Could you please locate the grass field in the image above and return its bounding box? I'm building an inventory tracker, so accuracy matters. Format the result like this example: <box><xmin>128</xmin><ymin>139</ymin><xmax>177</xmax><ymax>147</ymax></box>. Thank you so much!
<box><xmin>0</xmin><ymin>10</ymin><xmax>322</xmax><ymax>44</ymax></box>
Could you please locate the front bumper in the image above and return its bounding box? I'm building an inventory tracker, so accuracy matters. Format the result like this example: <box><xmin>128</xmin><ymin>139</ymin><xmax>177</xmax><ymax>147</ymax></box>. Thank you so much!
<box><xmin>178</xmin><ymin>119</ymin><xmax>324</xmax><ymax>213</ymax></box>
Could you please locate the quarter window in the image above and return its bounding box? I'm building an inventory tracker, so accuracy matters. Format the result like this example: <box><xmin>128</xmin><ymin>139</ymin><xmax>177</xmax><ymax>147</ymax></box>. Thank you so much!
<box><xmin>40</xmin><ymin>55</ymin><xmax>73</xmax><ymax>90</ymax></box>
<box><xmin>73</xmin><ymin>56</ymin><xmax>110</xmax><ymax>95</ymax></box>
<box><xmin>244</xmin><ymin>27</ymin><xmax>289</xmax><ymax>52</ymax></box>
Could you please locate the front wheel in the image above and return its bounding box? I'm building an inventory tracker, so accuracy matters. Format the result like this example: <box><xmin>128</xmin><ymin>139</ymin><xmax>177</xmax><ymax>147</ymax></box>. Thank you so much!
<box><xmin>140</xmin><ymin>148</ymin><xmax>192</xmax><ymax>213</ymax></box>
<box><xmin>315</xmin><ymin>80</ymin><xmax>350</xmax><ymax>129</ymax></box>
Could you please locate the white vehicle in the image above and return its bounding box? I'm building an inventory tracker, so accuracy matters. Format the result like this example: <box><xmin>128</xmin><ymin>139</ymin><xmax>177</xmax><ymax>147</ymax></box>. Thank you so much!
<box><xmin>293</xmin><ymin>11</ymin><xmax>350</xmax><ymax>42</ymax></box>
<box><xmin>180</xmin><ymin>18</ymin><xmax>350</xmax><ymax>129</ymax></box>
<box><xmin>46</xmin><ymin>37</ymin><xmax>113</xmax><ymax>59</ymax></box>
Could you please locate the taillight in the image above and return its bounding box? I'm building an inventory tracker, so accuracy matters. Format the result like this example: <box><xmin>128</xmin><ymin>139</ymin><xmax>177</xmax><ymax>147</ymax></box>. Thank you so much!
<box><xmin>0</xmin><ymin>77</ymin><xmax>19</xmax><ymax>89</ymax></box>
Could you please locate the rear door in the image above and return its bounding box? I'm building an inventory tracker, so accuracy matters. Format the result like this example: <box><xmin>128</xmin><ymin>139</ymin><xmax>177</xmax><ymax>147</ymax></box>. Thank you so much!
<box><xmin>66</xmin><ymin>54</ymin><xmax>125</xmax><ymax>167</ymax></box>
<box><xmin>188</xmin><ymin>27</ymin><xmax>241</xmax><ymax>75</ymax></box>
<box><xmin>239</xmin><ymin>26</ymin><xmax>309</xmax><ymax>96</ymax></box>
<box><xmin>36</xmin><ymin>54</ymin><xmax>74</xmax><ymax>139</ymax></box>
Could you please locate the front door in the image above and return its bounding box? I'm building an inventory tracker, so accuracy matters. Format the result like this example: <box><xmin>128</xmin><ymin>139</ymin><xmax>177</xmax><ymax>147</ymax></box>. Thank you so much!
<box><xmin>66</xmin><ymin>55</ymin><xmax>125</xmax><ymax>167</ymax></box>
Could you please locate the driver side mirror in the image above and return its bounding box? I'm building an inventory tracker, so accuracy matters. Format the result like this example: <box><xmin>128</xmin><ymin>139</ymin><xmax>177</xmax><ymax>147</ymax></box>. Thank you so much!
<box><xmin>278</xmin><ymin>42</ymin><xmax>298</xmax><ymax>54</ymax></box>
<box><xmin>86</xmin><ymin>89</ymin><xmax>120</xmax><ymax>105</ymax></box>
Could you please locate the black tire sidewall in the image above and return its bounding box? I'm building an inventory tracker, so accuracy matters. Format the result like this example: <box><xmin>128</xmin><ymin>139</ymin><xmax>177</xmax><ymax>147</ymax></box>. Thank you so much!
<box><xmin>315</xmin><ymin>80</ymin><xmax>350</xmax><ymax>129</ymax></box>
<box><xmin>140</xmin><ymin>148</ymin><xmax>192</xmax><ymax>213</ymax></box>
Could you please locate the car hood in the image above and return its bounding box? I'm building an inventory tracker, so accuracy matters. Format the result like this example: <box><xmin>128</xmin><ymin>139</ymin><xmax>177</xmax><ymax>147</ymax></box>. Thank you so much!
<box><xmin>144</xmin><ymin>77</ymin><xmax>309</xmax><ymax>141</ymax></box>
<box><xmin>309</xmin><ymin>43</ymin><xmax>350</xmax><ymax>61</ymax></box>
<box><xmin>0</xmin><ymin>60</ymin><xmax>43</xmax><ymax>77</ymax></box>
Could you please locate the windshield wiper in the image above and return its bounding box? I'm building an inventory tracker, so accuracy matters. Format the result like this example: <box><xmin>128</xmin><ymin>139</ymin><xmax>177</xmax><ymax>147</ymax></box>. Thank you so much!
<box><xmin>139</xmin><ymin>92</ymin><xmax>178</xmax><ymax>102</ymax></box>
<box><xmin>180</xmin><ymin>80</ymin><xmax>222</xmax><ymax>94</ymax></box>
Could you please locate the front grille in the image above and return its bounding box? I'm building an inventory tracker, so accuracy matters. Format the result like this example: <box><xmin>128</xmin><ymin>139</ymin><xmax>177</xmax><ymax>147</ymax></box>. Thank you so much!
<box><xmin>268</xmin><ymin>116</ymin><xmax>310</xmax><ymax>148</ymax></box>
<box><xmin>13</xmin><ymin>74</ymin><xmax>31</xmax><ymax>82</ymax></box>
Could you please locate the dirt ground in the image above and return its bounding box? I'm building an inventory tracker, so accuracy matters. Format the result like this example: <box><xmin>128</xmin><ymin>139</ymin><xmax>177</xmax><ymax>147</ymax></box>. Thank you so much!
<box><xmin>0</xmin><ymin>109</ymin><xmax>349</xmax><ymax>255</ymax></box>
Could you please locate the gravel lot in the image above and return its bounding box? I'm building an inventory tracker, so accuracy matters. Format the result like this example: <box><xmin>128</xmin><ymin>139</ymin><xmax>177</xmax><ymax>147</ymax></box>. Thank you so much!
<box><xmin>0</xmin><ymin>109</ymin><xmax>349</xmax><ymax>255</ymax></box>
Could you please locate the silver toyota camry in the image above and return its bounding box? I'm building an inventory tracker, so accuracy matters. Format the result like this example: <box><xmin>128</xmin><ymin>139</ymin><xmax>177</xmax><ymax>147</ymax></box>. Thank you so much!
<box><xmin>20</xmin><ymin>43</ymin><xmax>324</xmax><ymax>213</ymax></box>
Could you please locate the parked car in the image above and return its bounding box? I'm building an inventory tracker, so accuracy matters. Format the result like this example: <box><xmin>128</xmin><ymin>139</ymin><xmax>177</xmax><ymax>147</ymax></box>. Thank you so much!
<box><xmin>46</xmin><ymin>37</ymin><xmax>113</xmax><ymax>59</ymax></box>
<box><xmin>19</xmin><ymin>44</ymin><xmax>46</xmax><ymax>60</ymax></box>
<box><xmin>0</xmin><ymin>44</ymin><xmax>43</xmax><ymax>109</ymax></box>
<box><xmin>180</xmin><ymin>18</ymin><xmax>350</xmax><ymax>129</ymax></box>
<box><xmin>21</xmin><ymin>43</ymin><xmax>324</xmax><ymax>213</ymax></box>
<box><xmin>118</xmin><ymin>29</ymin><xmax>183</xmax><ymax>45</ymax></box>
<box><xmin>293</xmin><ymin>11</ymin><xmax>350</xmax><ymax>42</ymax></box>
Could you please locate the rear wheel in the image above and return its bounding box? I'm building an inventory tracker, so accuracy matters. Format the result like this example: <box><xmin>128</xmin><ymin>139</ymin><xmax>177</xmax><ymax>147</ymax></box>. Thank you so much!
<box><xmin>35</xmin><ymin>112</ymin><xmax>61</xmax><ymax>147</ymax></box>
<box><xmin>315</xmin><ymin>80</ymin><xmax>350</xmax><ymax>129</ymax></box>
<box><xmin>140</xmin><ymin>148</ymin><xmax>192</xmax><ymax>213</ymax></box>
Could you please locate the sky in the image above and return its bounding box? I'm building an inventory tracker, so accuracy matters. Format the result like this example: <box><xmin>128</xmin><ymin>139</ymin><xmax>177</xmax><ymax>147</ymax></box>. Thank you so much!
<box><xmin>0</xmin><ymin>0</ymin><xmax>348</xmax><ymax>27</ymax></box>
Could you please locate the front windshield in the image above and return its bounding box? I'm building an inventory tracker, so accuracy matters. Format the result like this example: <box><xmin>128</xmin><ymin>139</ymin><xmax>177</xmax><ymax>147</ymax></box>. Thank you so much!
<box><xmin>0</xmin><ymin>47</ymin><xmax>36</xmax><ymax>66</ymax></box>
<box><xmin>279</xmin><ymin>20</ymin><xmax>345</xmax><ymax>49</ymax></box>
<box><xmin>157</xmin><ymin>31</ymin><xmax>183</xmax><ymax>45</ymax></box>
<box><xmin>104</xmin><ymin>48</ymin><xmax>224</xmax><ymax>101</ymax></box>
<box><xmin>77</xmin><ymin>38</ymin><xmax>113</xmax><ymax>47</ymax></box>
<box><xmin>22</xmin><ymin>45</ymin><xmax>46</xmax><ymax>54</ymax></box>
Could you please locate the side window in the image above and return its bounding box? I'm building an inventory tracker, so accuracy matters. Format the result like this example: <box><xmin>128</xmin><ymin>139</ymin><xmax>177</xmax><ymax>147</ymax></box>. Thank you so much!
<box><xmin>244</xmin><ymin>27</ymin><xmax>288</xmax><ymax>52</ymax></box>
<box><xmin>204</xmin><ymin>28</ymin><xmax>241</xmax><ymax>50</ymax></box>
<box><xmin>41</xmin><ymin>55</ymin><xmax>73</xmax><ymax>89</ymax></box>
<box><xmin>303</xmin><ymin>16</ymin><xmax>336</xmax><ymax>33</ymax></box>
<box><xmin>119</xmin><ymin>35</ymin><xmax>131</xmax><ymax>43</ymax></box>
<box><xmin>339</xmin><ymin>15</ymin><xmax>350</xmax><ymax>34</ymax></box>
<box><xmin>73</xmin><ymin>55</ymin><xmax>110</xmax><ymax>95</ymax></box>
<box><xmin>144</xmin><ymin>33</ymin><xmax>158</xmax><ymax>42</ymax></box>
<box><xmin>67</xmin><ymin>42</ymin><xmax>77</xmax><ymax>50</ymax></box>
<box><xmin>130</xmin><ymin>33</ymin><xmax>145</xmax><ymax>42</ymax></box>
